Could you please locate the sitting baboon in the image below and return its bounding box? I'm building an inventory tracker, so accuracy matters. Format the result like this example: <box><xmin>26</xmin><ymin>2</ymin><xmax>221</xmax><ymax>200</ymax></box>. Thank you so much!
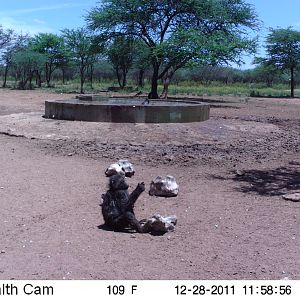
<box><xmin>101</xmin><ymin>174</ymin><xmax>148</xmax><ymax>233</ymax></box>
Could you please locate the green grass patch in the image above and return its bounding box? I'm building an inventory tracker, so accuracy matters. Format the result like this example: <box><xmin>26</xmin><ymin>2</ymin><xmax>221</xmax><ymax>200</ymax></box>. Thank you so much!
<box><xmin>168</xmin><ymin>81</ymin><xmax>299</xmax><ymax>98</ymax></box>
<box><xmin>1</xmin><ymin>77</ymin><xmax>298</xmax><ymax>98</ymax></box>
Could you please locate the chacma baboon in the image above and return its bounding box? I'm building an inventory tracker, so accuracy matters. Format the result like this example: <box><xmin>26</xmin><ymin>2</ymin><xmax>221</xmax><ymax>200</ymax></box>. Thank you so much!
<box><xmin>101</xmin><ymin>174</ymin><xmax>148</xmax><ymax>233</ymax></box>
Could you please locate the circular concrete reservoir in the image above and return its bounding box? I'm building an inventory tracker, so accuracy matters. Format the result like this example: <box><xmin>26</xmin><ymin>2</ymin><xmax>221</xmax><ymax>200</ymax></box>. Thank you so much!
<box><xmin>44</xmin><ymin>96</ymin><xmax>210</xmax><ymax>123</ymax></box>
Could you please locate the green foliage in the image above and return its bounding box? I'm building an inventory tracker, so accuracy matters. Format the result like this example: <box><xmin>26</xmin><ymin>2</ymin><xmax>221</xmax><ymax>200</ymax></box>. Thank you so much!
<box><xmin>62</xmin><ymin>28</ymin><xmax>93</xmax><ymax>61</ymax></box>
<box><xmin>12</xmin><ymin>49</ymin><xmax>46</xmax><ymax>89</ymax></box>
<box><xmin>29</xmin><ymin>33</ymin><xmax>67</xmax><ymax>87</ymax></box>
<box><xmin>61</xmin><ymin>28</ymin><xmax>96</xmax><ymax>93</ymax></box>
<box><xmin>87</xmin><ymin>0</ymin><xmax>259</xmax><ymax>98</ymax></box>
<box><xmin>48</xmin><ymin>77</ymin><xmax>298</xmax><ymax>98</ymax></box>
<box><xmin>0</xmin><ymin>25</ymin><xmax>14</xmax><ymax>49</ymax></box>
<box><xmin>165</xmin><ymin>81</ymin><xmax>297</xmax><ymax>98</ymax></box>
<box><xmin>106</xmin><ymin>37</ymin><xmax>136</xmax><ymax>87</ymax></box>
<box><xmin>250</xmin><ymin>61</ymin><xmax>280</xmax><ymax>87</ymax></box>
<box><xmin>1</xmin><ymin>32</ymin><xmax>30</xmax><ymax>87</ymax></box>
<box><xmin>30</xmin><ymin>33</ymin><xmax>64</xmax><ymax>59</ymax></box>
<box><xmin>261</xmin><ymin>27</ymin><xmax>300</xmax><ymax>97</ymax></box>
<box><xmin>265</xmin><ymin>27</ymin><xmax>300</xmax><ymax>69</ymax></box>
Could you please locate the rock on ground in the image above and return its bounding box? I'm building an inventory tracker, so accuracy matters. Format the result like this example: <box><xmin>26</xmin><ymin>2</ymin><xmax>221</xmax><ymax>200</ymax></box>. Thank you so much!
<box><xmin>105</xmin><ymin>159</ymin><xmax>135</xmax><ymax>177</ymax></box>
<box><xmin>141</xmin><ymin>214</ymin><xmax>177</xmax><ymax>234</ymax></box>
<box><xmin>149</xmin><ymin>175</ymin><xmax>179</xmax><ymax>197</ymax></box>
<box><xmin>282</xmin><ymin>193</ymin><xmax>300</xmax><ymax>202</ymax></box>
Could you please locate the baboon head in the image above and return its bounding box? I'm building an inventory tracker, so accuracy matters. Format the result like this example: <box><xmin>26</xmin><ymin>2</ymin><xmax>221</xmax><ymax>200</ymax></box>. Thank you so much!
<box><xmin>109</xmin><ymin>174</ymin><xmax>129</xmax><ymax>191</ymax></box>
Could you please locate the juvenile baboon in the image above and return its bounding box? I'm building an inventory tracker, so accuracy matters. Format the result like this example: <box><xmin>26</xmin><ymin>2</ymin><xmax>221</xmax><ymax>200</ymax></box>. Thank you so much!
<box><xmin>101</xmin><ymin>174</ymin><xmax>148</xmax><ymax>233</ymax></box>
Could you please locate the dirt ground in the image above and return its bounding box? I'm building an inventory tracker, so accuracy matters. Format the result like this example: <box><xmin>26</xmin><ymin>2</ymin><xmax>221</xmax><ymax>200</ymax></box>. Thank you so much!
<box><xmin>0</xmin><ymin>89</ymin><xmax>299</xmax><ymax>280</ymax></box>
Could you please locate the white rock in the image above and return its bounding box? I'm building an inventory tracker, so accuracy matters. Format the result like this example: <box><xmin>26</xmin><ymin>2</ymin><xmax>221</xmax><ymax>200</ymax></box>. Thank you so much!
<box><xmin>117</xmin><ymin>160</ymin><xmax>135</xmax><ymax>177</ymax></box>
<box><xmin>105</xmin><ymin>160</ymin><xmax>135</xmax><ymax>177</ymax></box>
<box><xmin>105</xmin><ymin>163</ymin><xmax>125</xmax><ymax>177</ymax></box>
<box><xmin>149</xmin><ymin>175</ymin><xmax>179</xmax><ymax>197</ymax></box>
<box><xmin>142</xmin><ymin>214</ymin><xmax>177</xmax><ymax>234</ymax></box>
<box><xmin>282</xmin><ymin>193</ymin><xmax>300</xmax><ymax>202</ymax></box>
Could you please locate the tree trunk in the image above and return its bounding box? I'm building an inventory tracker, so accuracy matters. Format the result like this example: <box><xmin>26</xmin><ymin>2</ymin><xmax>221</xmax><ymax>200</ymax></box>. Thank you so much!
<box><xmin>148</xmin><ymin>65</ymin><xmax>159</xmax><ymax>99</ymax></box>
<box><xmin>122</xmin><ymin>68</ymin><xmax>127</xmax><ymax>88</ymax></box>
<box><xmin>138</xmin><ymin>69</ymin><xmax>144</xmax><ymax>87</ymax></box>
<box><xmin>29</xmin><ymin>74</ymin><xmax>33</xmax><ymax>90</ymax></box>
<box><xmin>115</xmin><ymin>67</ymin><xmax>122</xmax><ymax>88</ymax></box>
<box><xmin>2</xmin><ymin>65</ymin><xmax>9</xmax><ymax>88</ymax></box>
<box><xmin>36</xmin><ymin>71</ymin><xmax>42</xmax><ymax>88</ymax></box>
<box><xmin>46</xmin><ymin>63</ymin><xmax>51</xmax><ymax>87</ymax></box>
<box><xmin>80</xmin><ymin>58</ymin><xmax>85</xmax><ymax>94</ymax></box>
<box><xmin>19</xmin><ymin>72</ymin><xmax>29</xmax><ymax>90</ymax></box>
<box><xmin>160</xmin><ymin>77</ymin><xmax>171</xmax><ymax>99</ymax></box>
<box><xmin>80</xmin><ymin>70</ymin><xmax>84</xmax><ymax>94</ymax></box>
<box><xmin>160</xmin><ymin>68</ymin><xmax>175</xmax><ymax>99</ymax></box>
<box><xmin>19</xmin><ymin>70</ymin><xmax>27</xmax><ymax>89</ymax></box>
<box><xmin>62</xmin><ymin>68</ymin><xmax>65</xmax><ymax>84</ymax></box>
<box><xmin>89</xmin><ymin>64</ymin><xmax>94</xmax><ymax>89</ymax></box>
<box><xmin>290</xmin><ymin>66</ymin><xmax>295</xmax><ymax>98</ymax></box>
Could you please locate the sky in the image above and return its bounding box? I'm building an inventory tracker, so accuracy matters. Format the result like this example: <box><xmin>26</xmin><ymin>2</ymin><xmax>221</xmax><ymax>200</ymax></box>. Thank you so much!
<box><xmin>245</xmin><ymin>0</ymin><xmax>300</xmax><ymax>67</ymax></box>
<box><xmin>0</xmin><ymin>0</ymin><xmax>96</xmax><ymax>34</ymax></box>
<box><xmin>1</xmin><ymin>0</ymin><xmax>300</xmax><ymax>69</ymax></box>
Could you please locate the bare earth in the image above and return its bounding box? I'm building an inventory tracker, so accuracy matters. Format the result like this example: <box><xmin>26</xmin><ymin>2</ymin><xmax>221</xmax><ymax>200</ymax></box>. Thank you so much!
<box><xmin>0</xmin><ymin>89</ymin><xmax>299</xmax><ymax>280</ymax></box>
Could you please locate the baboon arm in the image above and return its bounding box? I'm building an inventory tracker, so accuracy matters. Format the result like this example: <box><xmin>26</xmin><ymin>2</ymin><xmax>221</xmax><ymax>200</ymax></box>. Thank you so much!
<box><xmin>128</xmin><ymin>185</ymin><xmax>144</xmax><ymax>207</ymax></box>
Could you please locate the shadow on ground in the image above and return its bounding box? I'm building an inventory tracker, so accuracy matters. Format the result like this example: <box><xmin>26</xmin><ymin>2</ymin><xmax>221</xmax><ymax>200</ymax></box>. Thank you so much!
<box><xmin>211</xmin><ymin>163</ymin><xmax>300</xmax><ymax>196</ymax></box>
<box><xmin>97</xmin><ymin>224</ymin><xmax>135</xmax><ymax>234</ymax></box>
<box><xmin>97</xmin><ymin>224</ymin><xmax>168</xmax><ymax>236</ymax></box>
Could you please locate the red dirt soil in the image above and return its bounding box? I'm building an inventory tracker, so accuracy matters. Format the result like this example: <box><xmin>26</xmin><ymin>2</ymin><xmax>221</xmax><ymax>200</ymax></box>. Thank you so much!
<box><xmin>0</xmin><ymin>89</ymin><xmax>299</xmax><ymax>280</ymax></box>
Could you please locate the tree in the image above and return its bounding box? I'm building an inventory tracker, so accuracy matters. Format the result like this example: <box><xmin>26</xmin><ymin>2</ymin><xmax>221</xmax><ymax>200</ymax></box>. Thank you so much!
<box><xmin>252</xmin><ymin>58</ymin><xmax>281</xmax><ymax>87</ymax></box>
<box><xmin>2</xmin><ymin>33</ymin><xmax>31</xmax><ymax>87</ymax></box>
<box><xmin>263</xmin><ymin>27</ymin><xmax>300</xmax><ymax>97</ymax></box>
<box><xmin>0</xmin><ymin>26</ymin><xmax>17</xmax><ymax>87</ymax></box>
<box><xmin>126</xmin><ymin>40</ymin><xmax>152</xmax><ymax>88</ymax></box>
<box><xmin>12</xmin><ymin>49</ymin><xmax>46</xmax><ymax>89</ymax></box>
<box><xmin>55</xmin><ymin>45</ymin><xmax>73</xmax><ymax>85</ymax></box>
<box><xmin>62</xmin><ymin>28</ymin><xmax>96</xmax><ymax>93</ymax></box>
<box><xmin>106</xmin><ymin>37</ymin><xmax>136</xmax><ymax>88</ymax></box>
<box><xmin>87</xmin><ymin>0</ymin><xmax>258</xmax><ymax>99</ymax></box>
<box><xmin>133</xmin><ymin>42</ymin><xmax>151</xmax><ymax>88</ymax></box>
<box><xmin>0</xmin><ymin>25</ymin><xmax>14</xmax><ymax>49</ymax></box>
<box><xmin>30</xmin><ymin>33</ymin><xmax>66</xmax><ymax>87</ymax></box>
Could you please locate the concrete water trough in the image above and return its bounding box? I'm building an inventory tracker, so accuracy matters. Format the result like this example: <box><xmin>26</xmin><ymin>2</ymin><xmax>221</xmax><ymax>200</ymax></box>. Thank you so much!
<box><xmin>44</xmin><ymin>96</ymin><xmax>210</xmax><ymax>123</ymax></box>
